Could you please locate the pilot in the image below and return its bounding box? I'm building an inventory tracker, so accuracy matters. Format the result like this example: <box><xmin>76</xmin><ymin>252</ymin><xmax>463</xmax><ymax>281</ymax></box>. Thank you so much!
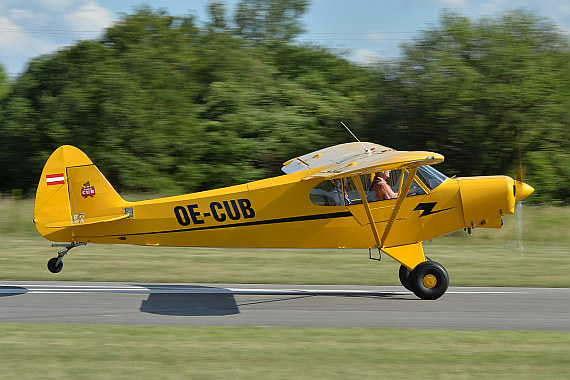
<box><xmin>372</xmin><ymin>171</ymin><xmax>398</xmax><ymax>200</ymax></box>
<box><xmin>332</xmin><ymin>179</ymin><xmax>352</xmax><ymax>205</ymax></box>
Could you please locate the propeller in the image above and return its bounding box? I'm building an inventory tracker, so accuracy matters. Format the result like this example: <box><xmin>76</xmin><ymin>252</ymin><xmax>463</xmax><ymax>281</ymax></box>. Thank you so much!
<box><xmin>514</xmin><ymin>129</ymin><xmax>534</xmax><ymax>255</ymax></box>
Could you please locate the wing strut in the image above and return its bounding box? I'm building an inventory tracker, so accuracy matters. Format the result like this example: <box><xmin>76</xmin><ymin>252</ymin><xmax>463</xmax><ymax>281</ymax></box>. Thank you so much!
<box><xmin>353</xmin><ymin>167</ymin><xmax>427</xmax><ymax>270</ymax></box>
<box><xmin>380</xmin><ymin>167</ymin><xmax>427</xmax><ymax>270</ymax></box>
<box><xmin>379</xmin><ymin>167</ymin><xmax>418</xmax><ymax>247</ymax></box>
<box><xmin>352</xmin><ymin>175</ymin><xmax>382</xmax><ymax>254</ymax></box>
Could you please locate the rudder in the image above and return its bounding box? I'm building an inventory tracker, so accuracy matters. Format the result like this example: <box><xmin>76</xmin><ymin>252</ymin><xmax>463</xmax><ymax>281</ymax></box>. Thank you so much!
<box><xmin>34</xmin><ymin>145</ymin><xmax>128</xmax><ymax>242</ymax></box>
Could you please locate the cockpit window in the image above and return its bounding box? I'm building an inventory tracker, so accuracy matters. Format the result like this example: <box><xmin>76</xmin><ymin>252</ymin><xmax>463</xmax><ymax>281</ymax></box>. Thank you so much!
<box><xmin>309</xmin><ymin>178</ymin><xmax>361</xmax><ymax>206</ymax></box>
<box><xmin>309</xmin><ymin>167</ymin><xmax>444</xmax><ymax>206</ymax></box>
<box><xmin>416</xmin><ymin>165</ymin><xmax>447</xmax><ymax>190</ymax></box>
<box><xmin>309</xmin><ymin>179</ymin><xmax>346</xmax><ymax>206</ymax></box>
<box><xmin>401</xmin><ymin>170</ymin><xmax>427</xmax><ymax>197</ymax></box>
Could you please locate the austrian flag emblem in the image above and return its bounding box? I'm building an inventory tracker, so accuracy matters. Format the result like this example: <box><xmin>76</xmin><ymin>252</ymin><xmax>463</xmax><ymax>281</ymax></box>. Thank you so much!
<box><xmin>81</xmin><ymin>182</ymin><xmax>96</xmax><ymax>198</ymax></box>
<box><xmin>46</xmin><ymin>173</ymin><xmax>65</xmax><ymax>186</ymax></box>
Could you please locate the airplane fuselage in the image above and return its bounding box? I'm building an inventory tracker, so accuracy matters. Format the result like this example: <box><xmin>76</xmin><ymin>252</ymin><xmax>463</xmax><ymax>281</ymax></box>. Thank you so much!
<box><xmin>46</xmin><ymin>169</ymin><xmax>518</xmax><ymax>252</ymax></box>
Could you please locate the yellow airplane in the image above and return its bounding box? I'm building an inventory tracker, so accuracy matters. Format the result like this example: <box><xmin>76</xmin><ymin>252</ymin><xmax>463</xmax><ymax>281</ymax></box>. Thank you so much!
<box><xmin>34</xmin><ymin>142</ymin><xmax>533</xmax><ymax>299</ymax></box>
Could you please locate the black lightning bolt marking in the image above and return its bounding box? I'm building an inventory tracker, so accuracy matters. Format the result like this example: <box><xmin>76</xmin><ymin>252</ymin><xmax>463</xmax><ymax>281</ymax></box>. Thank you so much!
<box><xmin>414</xmin><ymin>202</ymin><xmax>453</xmax><ymax>217</ymax></box>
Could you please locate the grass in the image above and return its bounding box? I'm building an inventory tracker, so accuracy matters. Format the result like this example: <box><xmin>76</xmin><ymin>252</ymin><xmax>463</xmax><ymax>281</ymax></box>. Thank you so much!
<box><xmin>2</xmin><ymin>236</ymin><xmax>569</xmax><ymax>287</ymax></box>
<box><xmin>1</xmin><ymin>198</ymin><xmax>569</xmax><ymax>286</ymax></box>
<box><xmin>0</xmin><ymin>324</ymin><xmax>568</xmax><ymax>379</ymax></box>
<box><xmin>1</xmin><ymin>198</ymin><xmax>569</xmax><ymax>379</ymax></box>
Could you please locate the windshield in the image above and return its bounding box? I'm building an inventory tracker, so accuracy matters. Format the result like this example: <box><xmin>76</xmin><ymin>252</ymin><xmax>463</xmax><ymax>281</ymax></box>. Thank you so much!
<box><xmin>416</xmin><ymin>165</ymin><xmax>447</xmax><ymax>190</ymax></box>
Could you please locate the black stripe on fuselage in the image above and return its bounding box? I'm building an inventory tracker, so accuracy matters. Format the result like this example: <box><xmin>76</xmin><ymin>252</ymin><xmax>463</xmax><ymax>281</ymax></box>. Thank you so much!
<box><xmin>86</xmin><ymin>210</ymin><xmax>354</xmax><ymax>239</ymax></box>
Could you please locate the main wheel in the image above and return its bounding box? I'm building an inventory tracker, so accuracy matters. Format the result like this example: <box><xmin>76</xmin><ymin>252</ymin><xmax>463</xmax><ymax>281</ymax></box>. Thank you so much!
<box><xmin>409</xmin><ymin>261</ymin><xmax>449</xmax><ymax>300</ymax></box>
<box><xmin>47</xmin><ymin>257</ymin><xmax>63</xmax><ymax>273</ymax></box>
<box><xmin>398</xmin><ymin>265</ymin><xmax>413</xmax><ymax>291</ymax></box>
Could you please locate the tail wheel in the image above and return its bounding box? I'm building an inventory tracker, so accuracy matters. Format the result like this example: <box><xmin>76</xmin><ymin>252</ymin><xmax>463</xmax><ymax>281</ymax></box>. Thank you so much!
<box><xmin>409</xmin><ymin>261</ymin><xmax>449</xmax><ymax>300</ymax></box>
<box><xmin>47</xmin><ymin>257</ymin><xmax>63</xmax><ymax>274</ymax></box>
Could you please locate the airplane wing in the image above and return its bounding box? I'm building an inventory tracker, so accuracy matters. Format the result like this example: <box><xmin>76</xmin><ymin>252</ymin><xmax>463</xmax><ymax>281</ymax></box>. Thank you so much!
<box><xmin>282</xmin><ymin>142</ymin><xmax>444</xmax><ymax>179</ymax></box>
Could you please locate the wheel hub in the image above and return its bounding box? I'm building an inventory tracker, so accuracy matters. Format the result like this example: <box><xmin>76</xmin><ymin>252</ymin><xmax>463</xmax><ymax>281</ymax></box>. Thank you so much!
<box><xmin>422</xmin><ymin>274</ymin><xmax>437</xmax><ymax>288</ymax></box>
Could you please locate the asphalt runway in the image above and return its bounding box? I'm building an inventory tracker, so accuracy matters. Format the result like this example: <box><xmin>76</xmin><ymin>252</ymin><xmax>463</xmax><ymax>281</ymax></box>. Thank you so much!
<box><xmin>1</xmin><ymin>281</ymin><xmax>568</xmax><ymax>330</ymax></box>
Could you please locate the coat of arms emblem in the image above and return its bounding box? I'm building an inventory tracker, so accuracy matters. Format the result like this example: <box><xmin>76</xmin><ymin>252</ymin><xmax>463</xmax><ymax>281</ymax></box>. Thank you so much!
<box><xmin>81</xmin><ymin>182</ymin><xmax>96</xmax><ymax>198</ymax></box>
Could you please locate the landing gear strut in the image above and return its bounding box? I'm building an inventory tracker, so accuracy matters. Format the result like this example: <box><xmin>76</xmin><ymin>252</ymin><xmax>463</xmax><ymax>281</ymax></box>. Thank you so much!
<box><xmin>399</xmin><ymin>260</ymin><xmax>449</xmax><ymax>300</ymax></box>
<box><xmin>47</xmin><ymin>242</ymin><xmax>86</xmax><ymax>273</ymax></box>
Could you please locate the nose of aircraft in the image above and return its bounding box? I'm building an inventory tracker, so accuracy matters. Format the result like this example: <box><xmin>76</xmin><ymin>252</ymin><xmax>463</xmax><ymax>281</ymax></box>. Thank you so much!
<box><xmin>515</xmin><ymin>181</ymin><xmax>534</xmax><ymax>202</ymax></box>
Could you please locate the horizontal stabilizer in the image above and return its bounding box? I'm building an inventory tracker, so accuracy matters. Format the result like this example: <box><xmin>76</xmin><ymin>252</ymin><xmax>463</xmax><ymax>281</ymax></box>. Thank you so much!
<box><xmin>45</xmin><ymin>214</ymin><xmax>130</xmax><ymax>228</ymax></box>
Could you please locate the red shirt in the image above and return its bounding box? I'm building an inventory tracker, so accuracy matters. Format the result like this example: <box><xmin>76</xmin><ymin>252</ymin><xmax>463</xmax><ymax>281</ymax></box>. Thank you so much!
<box><xmin>372</xmin><ymin>178</ymin><xmax>398</xmax><ymax>200</ymax></box>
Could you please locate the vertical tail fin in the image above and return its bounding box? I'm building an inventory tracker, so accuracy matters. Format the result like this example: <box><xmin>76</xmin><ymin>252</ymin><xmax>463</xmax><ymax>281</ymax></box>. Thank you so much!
<box><xmin>34</xmin><ymin>145</ymin><xmax>127</xmax><ymax>242</ymax></box>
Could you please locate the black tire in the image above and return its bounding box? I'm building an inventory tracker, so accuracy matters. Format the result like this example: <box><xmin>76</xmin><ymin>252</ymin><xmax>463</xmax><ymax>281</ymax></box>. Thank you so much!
<box><xmin>47</xmin><ymin>257</ymin><xmax>63</xmax><ymax>273</ymax></box>
<box><xmin>398</xmin><ymin>265</ymin><xmax>413</xmax><ymax>291</ymax></box>
<box><xmin>409</xmin><ymin>261</ymin><xmax>449</xmax><ymax>300</ymax></box>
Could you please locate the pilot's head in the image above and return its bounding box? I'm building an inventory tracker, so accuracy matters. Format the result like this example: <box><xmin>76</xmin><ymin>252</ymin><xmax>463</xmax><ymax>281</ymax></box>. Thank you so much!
<box><xmin>375</xmin><ymin>170</ymin><xmax>390</xmax><ymax>179</ymax></box>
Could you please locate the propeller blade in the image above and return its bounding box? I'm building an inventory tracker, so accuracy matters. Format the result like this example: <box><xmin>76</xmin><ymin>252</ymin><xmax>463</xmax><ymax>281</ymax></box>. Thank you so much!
<box><xmin>516</xmin><ymin>200</ymin><xmax>524</xmax><ymax>256</ymax></box>
<box><xmin>515</xmin><ymin>128</ymin><xmax>526</xmax><ymax>255</ymax></box>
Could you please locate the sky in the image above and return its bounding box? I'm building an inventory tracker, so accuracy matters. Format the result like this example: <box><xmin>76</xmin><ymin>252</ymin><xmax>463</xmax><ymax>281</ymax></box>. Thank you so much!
<box><xmin>1</xmin><ymin>0</ymin><xmax>569</xmax><ymax>77</ymax></box>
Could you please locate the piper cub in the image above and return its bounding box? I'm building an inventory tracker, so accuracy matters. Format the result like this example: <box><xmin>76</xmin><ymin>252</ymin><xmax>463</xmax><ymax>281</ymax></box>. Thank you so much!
<box><xmin>34</xmin><ymin>142</ymin><xmax>533</xmax><ymax>299</ymax></box>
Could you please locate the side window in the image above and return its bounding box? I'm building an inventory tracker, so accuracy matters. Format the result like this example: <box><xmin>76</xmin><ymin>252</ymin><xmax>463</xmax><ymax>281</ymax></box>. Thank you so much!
<box><xmin>310</xmin><ymin>168</ymin><xmax>429</xmax><ymax>207</ymax></box>
<box><xmin>344</xmin><ymin>177</ymin><xmax>361</xmax><ymax>204</ymax></box>
<box><xmin>367</xmin><ymin>169</ymin><xmax>426</xmax><ymax>202</ymax></box>
<box><xmin>309</xmin><ymin>179</ymin><xmax>345</xmax><ymax>206</ymax></box>
<box><xmin>368</xmin><ymin>170</ymin><xmax>403</xmax><ymax>202</ymax></box>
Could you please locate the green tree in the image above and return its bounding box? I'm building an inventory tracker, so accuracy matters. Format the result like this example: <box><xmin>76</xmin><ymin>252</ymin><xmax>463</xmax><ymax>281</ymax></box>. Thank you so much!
<box><xmin>366</xmin><ymin>10</ymin><xmax>570</xmax><ymax>203</ymax></box>
<box><xmin>234</xmin><ymin>0</ymin><xmax>309</xmax><ymax>43</ymax></box>
<box><xmin>2</xmin><ymin>5</ymin><xmax>567</xmax><ymax>204</ymax></box>
<box><xmin>0</xmin><ymin>64</ymin><xmax>7</xmax><ymax>100</ymax></box>
<box><xmin>0</xmin><ymin>4</ymin><xmax>372</xmax><ymax>195</ymax></box>
<box><xmin>207</xmin><ymin>1</ymin><xmax>227</xmax><ymax>31</ymax></box>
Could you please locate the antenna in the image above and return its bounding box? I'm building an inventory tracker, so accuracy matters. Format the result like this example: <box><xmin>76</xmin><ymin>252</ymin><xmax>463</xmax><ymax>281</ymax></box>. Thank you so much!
<box><xmin>341</xmin><ymin>121</ymin><xmax>369</xmax><ymax>153</ymax></box>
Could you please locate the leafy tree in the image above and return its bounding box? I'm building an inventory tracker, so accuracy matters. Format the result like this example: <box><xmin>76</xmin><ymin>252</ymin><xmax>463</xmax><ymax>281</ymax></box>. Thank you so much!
<box><xmin>234</xmin><ymin>0</ymin><xmax>309</xmax><ymax>43</ymax></box>
<box><xmin>207</xmin><ymin>1</ymin><xmax>227</xmax><ymax>31</ymax></box>
<box><xmin>1</xmin><ymin>5</ymin><xmax>568</xmax><ymax>204</ymax></box>
<box><xmin>0</xmin><ymin>5</ymin><xmax>370</xmax><ymax>195</ymax></box>
<box><xmin>0</xmin><ymin>64</ymin><xmax>7</xmax><ymax>100</ymax></box>
<box><xmin>365</xmin><ymin>10</ymin><xmax>570</xmax><ymax>203</ymax></box>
